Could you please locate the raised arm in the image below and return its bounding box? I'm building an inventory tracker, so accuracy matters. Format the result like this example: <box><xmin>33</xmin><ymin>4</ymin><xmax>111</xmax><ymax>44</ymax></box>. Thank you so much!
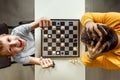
<box><xmin>29</xmin><ymin>17</ymin><xmax>52</xmax><ymax>30</ymax></box>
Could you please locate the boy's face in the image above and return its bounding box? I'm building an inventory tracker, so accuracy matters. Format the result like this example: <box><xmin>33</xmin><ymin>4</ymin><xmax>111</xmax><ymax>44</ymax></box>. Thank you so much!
<box><xmin>0</xmin><ymin>35</ymin><xmax>26</xmax><ymax>57</ymax></box>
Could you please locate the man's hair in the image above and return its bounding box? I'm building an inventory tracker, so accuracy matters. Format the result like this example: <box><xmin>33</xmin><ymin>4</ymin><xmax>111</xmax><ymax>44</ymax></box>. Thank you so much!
<box><xmin>81</xmin><ymin>24</ymin><xmax>118</xmax><ymax>52</ymax></box>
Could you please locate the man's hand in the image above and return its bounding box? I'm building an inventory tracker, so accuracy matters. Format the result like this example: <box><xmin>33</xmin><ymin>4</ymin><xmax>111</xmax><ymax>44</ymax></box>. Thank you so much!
<box><xmin>87</xmin><ymin>40</ymin><xmax>108</xmax><ymax>59</ymax></box>
<box><xmin>85</xmin><ymin>21</ymin><xmax>108</xmax><ymax>59</ymax></box>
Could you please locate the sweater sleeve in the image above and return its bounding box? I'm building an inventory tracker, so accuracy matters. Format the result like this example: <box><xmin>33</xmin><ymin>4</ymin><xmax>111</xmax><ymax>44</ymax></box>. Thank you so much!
<box><xmin>80</xmin><ymin>51</ymin><xmax>120</xmax><ymax>70</ymax></box>
<box><xmin>81</xmin><ymin>12</ymin><xmax>106</xmax><ymax>26</ymax></box>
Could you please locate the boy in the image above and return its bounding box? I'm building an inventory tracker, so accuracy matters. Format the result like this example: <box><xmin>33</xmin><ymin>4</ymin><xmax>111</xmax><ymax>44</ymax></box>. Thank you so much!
<box><xmin>0</xmin><ymin>17</ymin><xmax>54</xmax><ymax>68</ymax></box>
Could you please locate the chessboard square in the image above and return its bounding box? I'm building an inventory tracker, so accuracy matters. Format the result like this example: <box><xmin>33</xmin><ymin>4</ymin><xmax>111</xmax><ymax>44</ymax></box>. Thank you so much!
<box><xmin>65</xmin><ymin>26</ymin><xmax>69</xmax><ymax>30</ymax></box>
<box><xmin>56</xmin><ymin>30</ymin><xmax>61</xmax><ymax>34</ymax></box>
<box><xmin>69</xmin><ymin>22</ymin><xmax>73</xmax><ymax>26</ymax></box>
<box><xmin>56</xmin><ymin>43</ymin><xmax>61</xmax><ymax>46</ymax></box>
<box><xmin>61</xmin><ymin>30</ymin><xmax>65</xmax><ymax>34</ymax></box>
<box><xmin>60</xmin><ymin>47</ymin><xmax>65</xmax><ymax>50</ymax></box>
<box><xmin>69</xmin><ymin>34</ymin><xmax>73</xmax><ymax>38</ymax></box>
<box><xmin>60</xmin><ymin>22</ymin><xmax>65</xmax><ymax>25</ymax></box>
<box><xmin>65</xmin><ymin>43</ymin><xmax>69</xmax><ymax>46</ymax></box>
<box><xmin>52</xmin><ymin>47</ymin><xmax>56</xmax><ymax>51</ymax></box>
<box><xmin>73</xmin><ymin>39</ymin><xmax>77</xmax><ymax>42</ymax></box>
<box><xmin>48</xmin><ymin>26</ymin><xmax>52</xmax><ymax>29</ymax></box>
<box><xmin>73</xmin><ymin>26</ymin><xmax>77</xmax><ymax>30</ymax></box>
<box><xmin>69</xmin><ymin>26</ymin><xmax>73</xmax><ymax>30</ymax></box>
<box><xmin>56</xmin><ymin>38</ymin><xmax>60</xmax><ymax>42</ymax></box>
<box><xmin>56</xmin><ymin>47</ymin><xmax>60</xmax><ymax>51</ymax></box>
<box><xmin>52</xmin><ymin>38</ymin><xmax>56</xmax><ymax>42</ymax></box>
<box><xmin>61</xmin><ymin>38</ymin><xmax>65</xmax><ymax>42</ymax></box>
<box><xmin>69</xmin><ymin>43</ymin><xmax>73</xmax><ymax>46</ymax></box>
<box><xmin>61</xmin><ymin>34</ymin><xmax>65</xmax><ymax>38</ymax></box>
<box><xmin>73</xmin><ymin>43</ymin><xmax>77</xmax><ymax>46</ymax></box>
<box><xmin>52</xmin><ymin>34</ymin><xmax>56</xmax><ymax>38</ymax></box>
<box><xmin>73</xmin><ymin>51</ymin><xmax>77</xmax><ymax>55</ymax></box>
<box><xmin>44</xmin><ymin>30</ymin><xmax>48</xmax><ymax>34</ymax></box>
<box><xmin>48</xmin><ymin>51</ymin><xmax>52</xmax><ymax>55</ymax></box>
<box><xmin>65</xmin><ymin>39</ymin><xmax>69</xmax><ymax>42</ymax></box>
<box><xmin>43</xmin><ymin>43</ymin><xmax>48</xmax><ymax>46</ymax></box>
<box><xmin>44</xmin><ymin>38</ymin><xmax>48</xmax><ymax>42</ymax></box>
<box><xmin>48</xmin><ymin>34</ymin><xmax>52</xmax><ymax>38</ymax></box>
<box><xmin>69</xmin><ymin>47</ymin><xmax>73</xmax><ymax>51</ymax></box>
<box><xmin>61</xmin><ymin>43</ymin><xmax>65</xmax><ymax>46</ymax></box>
<box><xmin>73</xmin><ymin>34</ymin><xmax>77</xmax><ymax>38</ymax></box>
<box><xmin>44</xmin><ymin>47</ymin><xmax>48</xmax><ymax>51</ymax></box>
<box><xmin>52</xmin><ymin>26</ymin><xmax>56</xmax><ymax>29</ymax></box>
<box><xmin>48</xmin><ymin>38</ymin><xmax>52</xmax><ymax>42</ymax></box>
<box><xmin>65</xmin><ymin>47</ymin><xmax>69</xmax><ymax>51</ymax></box>
<box><xmin>52</xmin><ymin>43</ymin><xmax>56</xmax><ymax>46</ymax></box>
<box><xmin>56</xmin><ymin>26</ymin><xmax>61</xmax><ymax>30</ymax></box>
<box><xmin>73</xmin><ymin>47</ymin><xmax>77</xmax><ymax>51</ymax></box>
<box><xmin>56</xmin><ymin>51</ymin><xmax>60</xmax><ymax>55</ymax></box>
<box><xmin>52</xmin><ymin>22</ymin><xmax>56</xmax><ymax>26</ymax></box>
<box><xmin>44</xmin><ymin>34</ymin><xmax>48</xmax><ymax>38</ymax></box>
<box><xmin>65</xmin><ymin>51</ymin><xmax>69</xmax><ymax>55</ymax></box>
<box><xmin>48</xmin><ymin>43</ymin><xmax>52</xmax><ymax>46</ymax></box>
<box><xmin>52</xmin><ymin>30</ymin><xmax>56</xmax><ymax>34</ymax></box>
<box><xmin>73</xmin><ymin>30</ymin><xmax>78</xmax><ymax>34</ymax></box>
<box><xmin>69</xmin><ymin>38</ymin><xmax>73</xmax><ymax>42</ymax></box>
<box><xmin>48</xmin><ymin>47</ymin><xmax>52</xmax><ymax>51</ymax></box>
<box><xmin>65</xmin><ymin>34</ymin><xmax>69</xmax><ymax>38</ymax></box>
<box><xmin>56</xmin><ymin>34</ymin><xmax>60</xmax><ymax>38</ymax></box>
<box><xmin>61</xmin><ymin>26</ymin><xmax>65</xmax><ymax>30</ymax></box>
<box><xmin>48</xmin><ymin>30</ymin><xmax>52</xmax><ymax>34</ymax></box>
<box><xmin>61</xmin><ymin>51</ymin><xmax>64</xmax><ymax>55</ymax></box>
<box><xmin>69</xmin><ymin>30</ymin><xmax>73</xmax><ymax>34</ymax></box>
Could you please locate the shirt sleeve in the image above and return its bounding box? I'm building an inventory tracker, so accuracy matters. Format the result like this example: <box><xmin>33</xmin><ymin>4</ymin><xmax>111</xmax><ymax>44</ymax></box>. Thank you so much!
<box><xmin>13</xmin><ymin>56</ymin><xmax>30</xmax><ymax>64</ymax></box>
<box><xmin>11</xmin><ymin>24</ymin><xmax>32</xmax><ymax>36</ymax></box>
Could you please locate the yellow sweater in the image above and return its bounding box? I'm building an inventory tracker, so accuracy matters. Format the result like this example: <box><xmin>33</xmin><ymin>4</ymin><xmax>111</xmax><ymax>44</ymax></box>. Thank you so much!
<box><xmin>80</xmin><ymin>12</ymin><xmax>120</xmax><ymax>70</ymax></box>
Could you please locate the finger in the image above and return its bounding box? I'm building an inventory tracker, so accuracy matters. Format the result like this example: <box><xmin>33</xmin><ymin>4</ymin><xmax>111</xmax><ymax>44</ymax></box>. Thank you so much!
<box><xmin>94</xmin><ymin>41</ymin><xmax>101</xmax><ymax>51</ymax></box>
<box><xmin>98</xmin><ymin>42</ymin><xmax>107</xmax><ymax>54</ymax></box>
<box><xmin>41</xmin><ymin>59</ymin><xmax>49</xmax><ymax>68</ymax></box>
<box><xmin>97</xmin><ymin>24</ymin><xmax>107</xmax><ymax>35</ymax></box>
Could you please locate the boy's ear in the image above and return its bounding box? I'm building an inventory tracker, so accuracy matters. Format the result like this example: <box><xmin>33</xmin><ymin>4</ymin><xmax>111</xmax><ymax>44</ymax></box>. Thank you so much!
<box><xmin>7</xmin><ymin>55</ymin><xmax>12</xmax><ymax>58</ymax></box>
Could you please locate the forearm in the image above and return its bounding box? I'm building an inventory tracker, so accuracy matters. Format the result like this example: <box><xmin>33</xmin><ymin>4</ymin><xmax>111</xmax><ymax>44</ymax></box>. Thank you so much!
<box><xmin>29</xmin><ymin>20</ymin><xmax>39</xmax><ymax>30</ymax></box>
<box><xmin>29</xmin><ymin>57</ymin><xmax>41</xmax><ymax>65</ymax></box>
<box><xmin>81</xmin><ymin>12</ymin><xmax>106</xmax><ymax>26</ymax></box>
<box><xmin>29</xmin><ymin>17</ymin><xmax>51</xmax><ymax>30</ymax></box>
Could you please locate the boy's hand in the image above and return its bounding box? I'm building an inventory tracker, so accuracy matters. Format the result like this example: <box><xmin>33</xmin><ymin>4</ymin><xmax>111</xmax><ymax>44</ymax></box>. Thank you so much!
<box><xmin>39</xmin><ymin>17</ymin><xmax>52</xmax><ymax>29</ymax></box>
<box><xmin>39</xmin><ymin>57</ymin><xmax>55</xmax><ymax>68</ymax></box>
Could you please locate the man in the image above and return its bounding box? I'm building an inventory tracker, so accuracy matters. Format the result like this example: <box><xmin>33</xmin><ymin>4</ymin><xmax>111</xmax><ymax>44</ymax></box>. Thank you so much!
<box><xmin>80</xmin><ymin>12</ymin><xmax>120</xmax><ymax>70</ymax></box>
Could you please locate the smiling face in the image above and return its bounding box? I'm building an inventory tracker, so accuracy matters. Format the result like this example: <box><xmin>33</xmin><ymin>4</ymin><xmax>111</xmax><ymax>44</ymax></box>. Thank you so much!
<box><xmin>0</xmin><ymin>34</ymin><xmax>26</xmax><ymax>57</ymax></box>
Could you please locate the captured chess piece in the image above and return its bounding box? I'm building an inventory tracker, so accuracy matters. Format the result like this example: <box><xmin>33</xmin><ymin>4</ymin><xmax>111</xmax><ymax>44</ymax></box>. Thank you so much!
<box><xmin>51</xmin><ymin>61</ymin><xmax>55</xmax><ymax>68</ymax></box>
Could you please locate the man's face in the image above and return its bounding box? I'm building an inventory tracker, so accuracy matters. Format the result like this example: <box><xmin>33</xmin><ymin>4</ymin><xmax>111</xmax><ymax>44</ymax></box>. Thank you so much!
<box><xmin>0</xmin><ymin>35</ymin><xmax>26</xmax><ymax>57</ymax></box>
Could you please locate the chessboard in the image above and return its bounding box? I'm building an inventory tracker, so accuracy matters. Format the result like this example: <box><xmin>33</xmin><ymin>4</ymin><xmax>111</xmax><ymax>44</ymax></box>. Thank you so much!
<box><xmin>41</xmin><ymin>19</ymin><xmax>80</xmax><ymax>58</ymax></box>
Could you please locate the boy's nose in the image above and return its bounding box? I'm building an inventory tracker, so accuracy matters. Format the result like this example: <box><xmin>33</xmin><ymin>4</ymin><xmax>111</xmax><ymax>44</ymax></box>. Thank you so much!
<box><xmin>9</xmin><ymin>41</ymin><xmax>18</xmax><ymax>47</ymax></box>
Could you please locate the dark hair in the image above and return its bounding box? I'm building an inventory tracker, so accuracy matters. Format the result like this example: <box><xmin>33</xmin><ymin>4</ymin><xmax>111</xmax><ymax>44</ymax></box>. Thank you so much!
<box><xmin>81</xmin><ymin>24</ymin><xmax>118</xmax><ymax>52</ymax></box>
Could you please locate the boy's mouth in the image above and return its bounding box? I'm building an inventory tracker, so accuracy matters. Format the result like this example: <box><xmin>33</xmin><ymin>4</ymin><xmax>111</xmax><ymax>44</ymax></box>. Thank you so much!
<box><xmin>18</xmin><ymin>39</ymin><xmax>25</xmax><ymax>47</ymax></box>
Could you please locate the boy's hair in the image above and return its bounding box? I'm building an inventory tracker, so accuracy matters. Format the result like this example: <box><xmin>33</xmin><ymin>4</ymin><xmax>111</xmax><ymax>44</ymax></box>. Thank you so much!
<box><xmin>0</xmin><ymin>34</ymin><xmax>8</xmax><ymax>56</ymax></box>
<box><xmin>81</xmin><ymin>24</ymin><xmax>118</xmax><ymax>52</ymax></box>
<box><xmin>0</xmin><ymin>40</ymin><xmax>4</xmax><ymax>56</ymax></box>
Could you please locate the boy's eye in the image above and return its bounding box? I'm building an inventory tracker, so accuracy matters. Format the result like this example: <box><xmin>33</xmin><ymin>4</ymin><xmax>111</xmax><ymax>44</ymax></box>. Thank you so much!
<box><xmin>9</xmin><ymin>48</ymin><xmax>12</xmax><ymax>52</ymax></box>
<box><xmin>7</xmin><ymin>38</ymin><xmax>11</xmax><ymax>42</ymax></box>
